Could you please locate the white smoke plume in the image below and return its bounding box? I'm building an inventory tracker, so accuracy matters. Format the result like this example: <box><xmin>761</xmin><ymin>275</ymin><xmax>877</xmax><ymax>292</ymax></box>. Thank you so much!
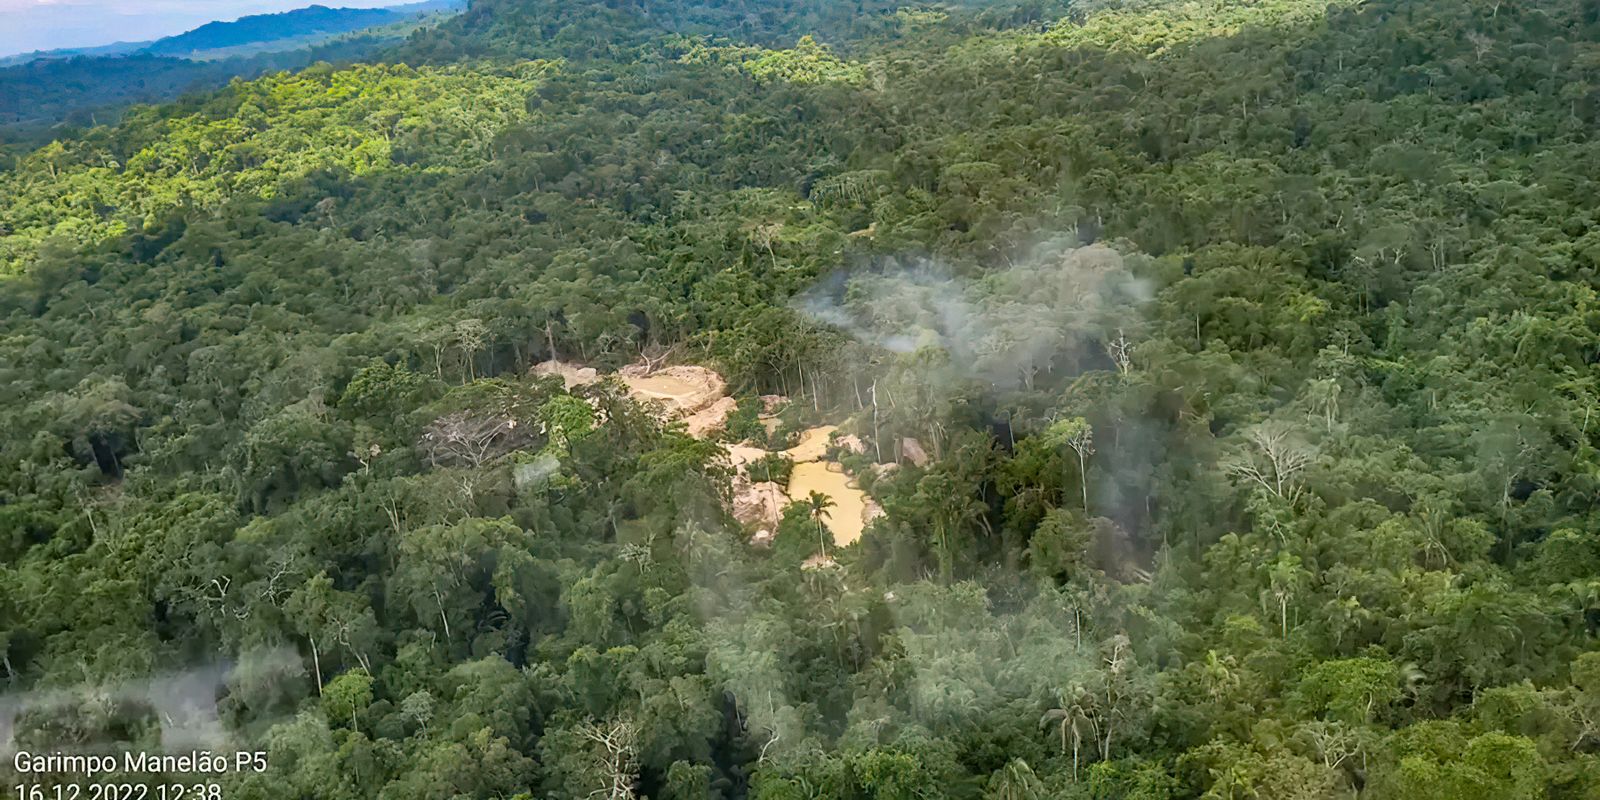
<box><xmin>794</xmin><ymin>238</ymin><xmax>1152</xmax><ymax>390</ymax></box>
<box><xmin>0</xmin><ymin>647</ymin><xmax>304</xmax><ymax>757</ymax></box>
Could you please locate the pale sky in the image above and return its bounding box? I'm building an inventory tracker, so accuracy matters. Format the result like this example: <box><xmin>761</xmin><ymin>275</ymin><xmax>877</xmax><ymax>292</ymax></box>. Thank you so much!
<box><xmin>0</xmin><ymin>0</ymin><xmax>397</xmax><ymax>57</ymax></box>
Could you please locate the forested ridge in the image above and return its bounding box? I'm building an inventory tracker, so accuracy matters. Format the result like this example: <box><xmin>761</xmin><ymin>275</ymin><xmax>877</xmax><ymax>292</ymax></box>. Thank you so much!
<box><xmin>141</xmin><ymin>5</ymin><xmax>409</xmax><ymax>57</ymax></box>
<box><xmin>0</xmin><ymin>2</ymin><xmax>464</xmax><ymax>137</ymax></box>
<box><xmin>3</xmin><ymin>0</ymin><xmax>1600</xmax><ymax>798</ymax></box>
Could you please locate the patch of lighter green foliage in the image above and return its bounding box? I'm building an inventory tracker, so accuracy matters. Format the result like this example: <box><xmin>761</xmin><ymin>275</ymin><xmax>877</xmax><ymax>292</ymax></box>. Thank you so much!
<box><xmin>0</xmin><ymin>60</ymin><xmax>553</xmax><ymax>274</ymax></box>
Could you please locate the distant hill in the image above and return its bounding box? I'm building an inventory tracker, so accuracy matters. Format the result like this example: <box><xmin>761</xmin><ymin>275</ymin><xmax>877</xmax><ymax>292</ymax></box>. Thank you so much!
<box><xmin>386</xmin><ymin>0</ymin><xmax>469</xmax><ymax>12</ymax></box>
<box><xmin>1</xmin><ymin>1</ymin><xmax>466</xmax><ymax>65</ymax></box>
<box><xmin>0</xmin><ymin>38</ymin><xmax>391</xmax><ymax>135</ymax></box>
<box><xmin>0</xmin><ymin>0</ymin><xmax>465</xmax><ymax>136</ymax></box>
<box><xmin>0</xmin><ymin>41</ymin><xmax>144</xmax><ymax>68</ymax></box>
<box><xmin>141</xmin><ymin>5</ymin><xmax>405</xmax><ymax>57</ymax></box>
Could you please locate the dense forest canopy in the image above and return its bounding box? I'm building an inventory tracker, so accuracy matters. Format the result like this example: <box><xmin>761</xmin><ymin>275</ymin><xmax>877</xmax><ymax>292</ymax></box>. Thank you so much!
<box><xmin>3</xmin><ymin>0</ymin><xmax>1600</xmax><ymax>798</ymax></box>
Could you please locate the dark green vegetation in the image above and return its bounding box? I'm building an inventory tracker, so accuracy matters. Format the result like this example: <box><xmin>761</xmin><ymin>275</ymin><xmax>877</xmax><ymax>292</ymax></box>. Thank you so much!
<box><xmin>3</xmin><ymin>0</ymin><xmax>1600</xmax><ymax>797</ymax></box>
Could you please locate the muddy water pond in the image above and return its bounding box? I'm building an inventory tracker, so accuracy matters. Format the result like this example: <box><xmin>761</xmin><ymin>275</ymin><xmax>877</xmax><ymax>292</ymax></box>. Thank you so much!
<box><xmin>786</xmin><ymin>460</ymin><xmax>869</xmax><ymax>546</ymax></box>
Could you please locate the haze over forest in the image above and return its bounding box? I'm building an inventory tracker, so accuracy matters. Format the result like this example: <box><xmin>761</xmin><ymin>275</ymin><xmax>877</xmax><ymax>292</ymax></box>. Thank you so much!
<box><xmin>0</xmin><ymin>0</ymin><xmax>401</xmax><ymax>57</ymax></box>
<box><xmin>2</xmin><ymin>0</ymin><xmax>1600</xmax><ymax>798</ymax></box>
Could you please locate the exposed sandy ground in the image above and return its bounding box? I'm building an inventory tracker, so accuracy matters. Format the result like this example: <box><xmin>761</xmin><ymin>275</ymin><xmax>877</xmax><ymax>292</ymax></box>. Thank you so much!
<box><xmin>534</xmin><ymin>360</ymin><xmax>725</xmax><ymax>417</ymax></box>
<box><xmin>724</xmin><ymin>424</ymin><xmax>878</xmax><ymax>545</ymax></box>
<box><xmin>532</xmin><ymin>360</ymin><xmax>598</xmax><ymax>389</ymax></box>
<box><xmin>535</xmin><ymin>359</ymin><xmax>878</xmax><ymax>546</ymax></box>
<box><xmin>618</xmin><ymin>364</ymin><xmax>726</xmax><ymax>416</ymax></box>
<box><xmin>900</xmin><ymin>437</ymin><xmax>931</xmax><ymax>467</ymax></box>
<box><xmin>628</xmin><ymin>373</ymin><xmax>702</xmax><ymax>402</ymax></box>
<box><xmin>732</xmin><ymin>480</ymin><xmax>788</xmax><ymax>533</ymax></box>
<box><xmin>682</xmin><ymin>396</ymin><xmax>738</xmax><ymax>438</ymax></box>
<box><xmin>725</xmin><ymin>444</ymin><xmax>770</xmax><ymax>469</ymax></box>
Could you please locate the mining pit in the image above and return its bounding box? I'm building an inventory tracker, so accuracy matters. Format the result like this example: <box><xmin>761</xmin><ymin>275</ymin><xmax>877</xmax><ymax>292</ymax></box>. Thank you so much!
<box><xmin>535</xmin><ymin>360</ymin><xmax>880</xmax><ymax>545</ymax></box>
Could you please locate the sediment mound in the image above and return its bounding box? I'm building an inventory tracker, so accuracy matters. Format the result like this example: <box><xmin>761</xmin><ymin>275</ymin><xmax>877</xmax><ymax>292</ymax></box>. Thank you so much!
<box><xmin>533</xmin><ymin>360</ymin><xmax>599</xmax><ymax>390</ymax></box>
<box><xmin>900</xmin><ymin>437</ymin><xmax>931</xmax><ymax>467</ymax></box>
<box><xmin>534</xmin><ymin>360</ymin><xmax>729</xmax><ymax>431</ymax></box>
<box><xmin>617</xmin><ymin>364</ymin><xmax>726</xmax><ymax>415</ymax></box>
<box><xmin>683</xmin><ymin>396</ymin><xmax>738</xmax><ymax>438</ymax></box>
<box><xmin>865</xmin><ymin>498</ymin><xmax>886</xmax><ymax>525</ymax></box>
<box><xmin>725</xmin><ymin>443</ymin><xmax>770</xmax><ymax>468</ymax></box>
<box><xmin>732</xmin><ymin>479</ymin><xmax>787</xmax><ymax>529</ymax></box>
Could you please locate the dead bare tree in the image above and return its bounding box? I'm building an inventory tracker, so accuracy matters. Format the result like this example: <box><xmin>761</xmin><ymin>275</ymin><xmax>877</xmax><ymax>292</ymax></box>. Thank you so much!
<box><xmin>1301</xmin><ymin>721</ymin><xmax>1363</xmax><ymax>771</ymax></box>
<box><xmin>257</xmin><ymin>553</ymin><xmax>297</xmax><ymax>609</ymax></box>
<box><xmin>1066</xmin><ymin>423</ymin><xmax>1095</xmax><ymax>513</ymax></box>
<box><xmin>329</xmin><ymin>610</ymin><xmax>373</xmax><ymax>675</ymax></box>
<box><xmin>1225</xmin><ymin>422</ymin><xmax>1316</xmax><ymax>505</ymax></box>
<box><xmin>380</xmin><ymin>490</ymin><xmax>404</xmax><ymax>536</ymax></box>
<box><xmin>751</xmin><ymin>221</ymin><xmax>783</xmax><ymax>270</ymax></box>
<box><xmin>453</xmin><ymin>318</ymin><xmax>488</xmax><ymax>380</ymax></box>
<box><xmin>1098</xmin><ymin>634</ymin><xmax>1132</xmax><ymax>763</ymax></box>
<box><xmin>1467</xmin><ymin>31</ymin><xmax>1494</xmax><ymax>62</ymax></box>
<box><xmin>1106</xmin><ymin>329</ymin><xmax>1133</xmax><ymax>375</ymax></box>
<box><xmin>639</xmin><ymin>343</ymin><xmax>678</xmax><ymax>375</ymax></box>
<box><xmin>577</xmin><ymin>718</ymin><xmax>639</xmax><ymax>800</ymax></box>
<box><xmin>420</xmin><ymin>410</ymin><xmax>533</xmax><ymax>468</ymax></box>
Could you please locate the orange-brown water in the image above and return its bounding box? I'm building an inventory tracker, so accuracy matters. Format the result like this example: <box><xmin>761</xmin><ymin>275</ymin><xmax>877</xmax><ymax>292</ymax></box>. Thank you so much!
<box><xmin>784</xmin><ymin>425</ymin><xmax>837</xmax><ymax>462</ymax></box>
<box><xmin>786</xmin><ymin>460</ymin><xmax>869</xmax><ymax>546</ymax></box>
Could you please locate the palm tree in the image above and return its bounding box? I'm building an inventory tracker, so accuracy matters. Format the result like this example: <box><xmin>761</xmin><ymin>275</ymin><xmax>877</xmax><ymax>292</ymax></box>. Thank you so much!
<box><xmin>1040</xmin><ymin>687</ymin><xmax>1096</xmax><ymax>782</ymax></box>
<box><xmin>985</xmin><ymin>759</ymin><xmax>1045</xmax><ymax>799</ymax></box>
<box><xmin>807</xmin><ymin>490</ymin><xmax>836</xmax><ymax>559</ymax></box>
